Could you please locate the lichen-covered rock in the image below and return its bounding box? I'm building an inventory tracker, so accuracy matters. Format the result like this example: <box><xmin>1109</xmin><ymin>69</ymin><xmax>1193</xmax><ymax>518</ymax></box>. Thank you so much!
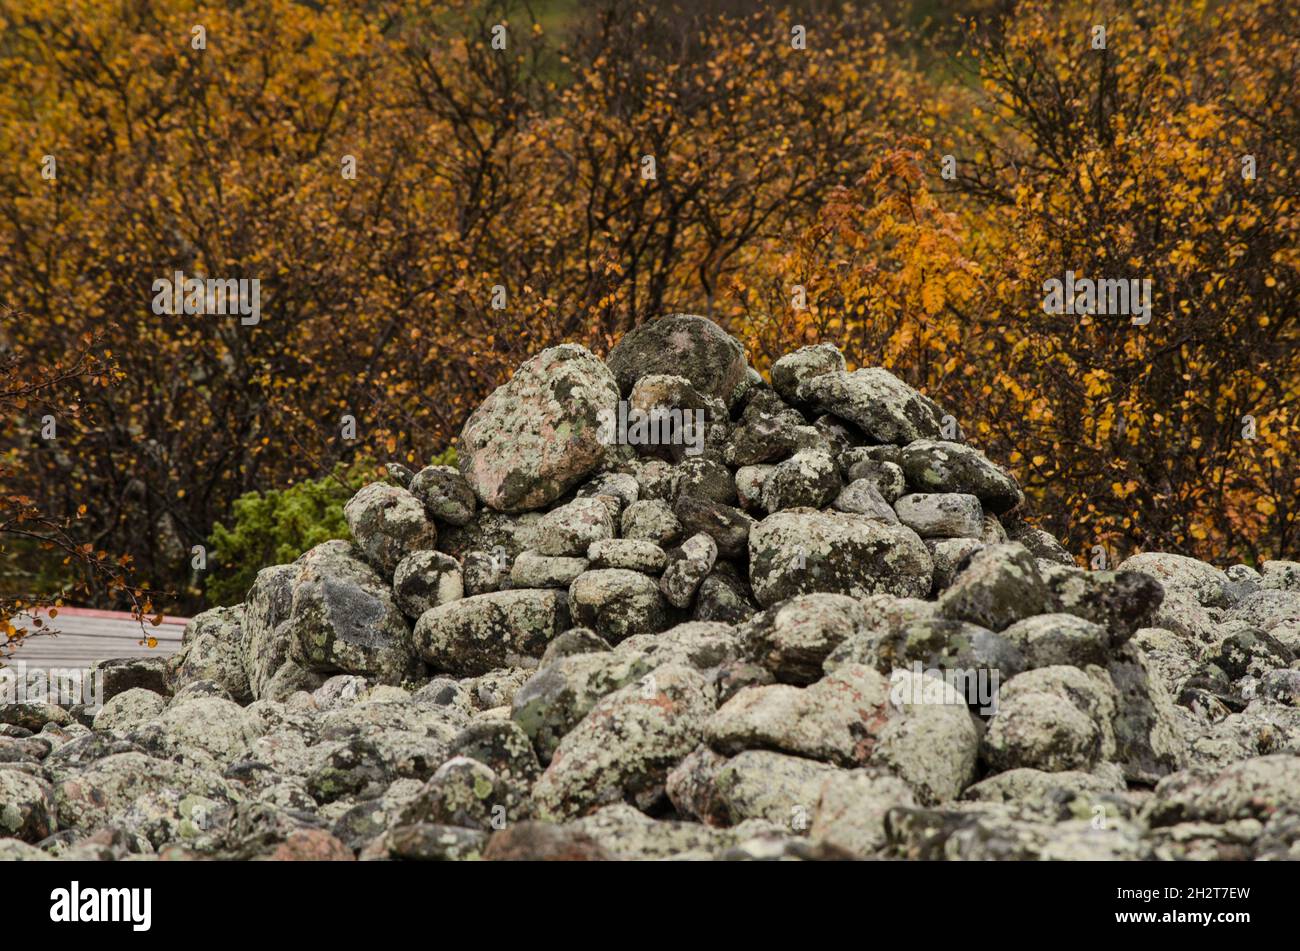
<box><xmin>694</xmin><ymin>568</ymin><xmax>760</xmax><ymax>624</ymax></box>
<box><xmin>748</xmin><ymin>510</ymin><xmax>932</xmax><ymax>607</ymax></box>
<box><xmin>398</xmin><ymin>756</ymin><xmax>509</xmax><ymax>830</ymax></box>
<box><xmin>1106</xmin><ymin>644</ymin><xmax>1188</xmax><ymax>782</ymax></box>
<box><xmin>874</xmin><ymin>668</ymin><xmax>980</xmax><ymax>803</ymax></box>
<box><xmin>409</xmin><ymin>464</ymin><xmax>477</xmax><ymax>526</ymax></box>
<box><xmin>0</xmin><ymin>701</ymin><xmax>72</xmax><ymax>732</ymax></box>
<box><xmin>659</xmin><ymin>533</ymin><xmax>718</xmax><ymax>609</ymax></box>
<box><xmin>0</xmin><ymin>770</ymin><xmax>56</xmax><ymax>842</ymax></box>
<box><xmin>894</xmin><ymin>493</ymin><xmax>984</xmax><ymax>538</ymax></box>
<box><xmin>832</xmin><ymin>480</ymin><xmax>899</xmax><ymax>521</ymax></box>
<box><xmin>1118</xmin><ymin>552</ymin><xmax>1231</xmax><ymax>608</ymax></box>
<box><xmin>962</xmin><ymin>765</ymin><xmax>1126</xmax><ymax>807</ymax></box>
<box><xmin>344</xmin><ymin>482</ymin><xmax>439</xmax><ymax>577</ymax></box>
<box><xmin>938</xmin><ymin>542</ymin><xmax>1056</xmax><ymax>631</ymax></box>
<box><xmin>241</xmin><ymin>540</ymin><xmax>419</xmax><ymax>700</ymax></box>
<box><xmin>606</xmin><ymin>314</ymin><xmax>749</xmax><ymax>406</ymax></box>
<box><xmin>459</xmin><ymin>344</ymin><xmax>620</xmax><ymax>512</ymax></box>
<box><xmin>167</xmin><ymin>605</ymin><xmax>251</xmax><ymax>703</ymax></box>
<box><xmin>1039</xmin><ymin>564</ymin><xmax>1165</xmax><ymax>642</ymax></box>
<box><xmin>1144</xmin><ymin>755</ymin><xmax>1300</xmax><ymax>826</ymax></box>
<box><xmin>1229</xmin><ymin>589</ymin><xmax>1300</xmax><ymax>631</ymax></box>
<box><xmin>619</xmin><ymin>498</ymin><xmax>682</xmax><ymax>546</ymax></box>
<box><xmin>1001</xmin><ymin>614</ymin><xmax>1110</xmax><ymax>669</ymax></box>
<box><xmin>533</xmin><ymin>497</ymin><xmax>614</xmax><ymax>557</ymax></box>
<box><xmin>152</xmin><ymin>696</ymin><xmax>266</xmax><ymax>766</ymax></box>
<box><xmin>569</xmin><ymin>802</ymin><xmax>762</xmax><ymax>859</ymax></box>
<box><xmin>531</xmin><ymin>665</ymin><xmax>714</xmax><ymax>820</ymax></box>
<box><xmin>511</xmin><ymin>650</ymin><xmax>654</xmax><ymax>761</ymax></box>
<box><xmin>796</xmin><ymin>367</ymin><xmax>946</xmax><ymax>444</ymax></box>
<box><xmin>92</xmin><ymin>687</ymin><xmax>167</xmax><ymax>733</ymax></box>
<box><xmin>509</xmin><ymin>550</ymin><xmax>588</xmax><ymax>588</ymax></box>
<box><xmin>1260</xmin><ymin>560</ymin><xmax>1300</xmax><ymax>592</ymax></box>
<box><xmin>984</xmin><ymin>666</ymin><xmax>1119</xmax><ymax>773</ymax></box>
<box><xmin>770</xmin><ymin>343</ymin><xmax>845</xmax><ymax>403</ymax></box>
<box><xmin>363</xmin><ymin>822</ymin><xmax>488</xmax><ymax>861</ymax></box>
<box><xmin>738</xmin><ymin>593</ymin><xmax>868</xmax><ymax>684</ymax></box>
<box><xmin>899</xmin><ymin>439</ymin><xmax>1024</xmax><ymax>514</ymax></box>
<box><xmin>415</xmin><ymin>589</ymin><xmax>571</xmax><ymax>675</ymax></box>
<box><xmin>568</xmin><ymin>569</ymin><xmax>669</xmax><ymax>643</ymax></box>
<box><xmin>926</xmin><ymin>537</ymin><xmax>985</xmax><ymax>593</ymax></box>
<box><xmin>760</xmin><ymin>449</ymin><xmax>841</xmax><ymax>513</ymax></box>
<box><xmin>392</xmin><ymin>550</ymin><xmax>464</xmax><ymax>618</ymax></box>
<box><xmin>674</xmin><ymin>495</ymin><xmax>754</xmax><ymax>558</ymax></box>
<box><xmin>810</xmin><ymin>769</ymin><xmax>916</xmax><ymax>857</ymax></box>
<box><xmin>734</xmin><ymin>464</ymin><xmax>773</xmax><ymax>509</ymax></box>
<box><xmin>587</xmin><ymin>538</ymin><xmax>667</xmax><ymax>574</ymax></box>
<box><xmin>884</xmin><ymin>807</ymin><xmax>1151</xmax><ymax>861</ymax></box>
<box><xmin>54</xmin><ymin>752</ymin><xmax>231</xmax><ymax>832</ymax></box>
<box><xmin>482</xmin><ymin>820</ymin><xmax>613</xmax><ymax>860</ymax></box>
<box><xmin>705</xmin><ymin>664</ymin><xmax>892</xmax><ymax>766</ymax></box>
<box><xmin>709</xmin><ymin>749</ymin><xmax>841</xmax><ymax>828</ymax></box>
<box><xmin>436</xmin><ymin>509</ymin><xmax>542</xmax><ymax>562</ymax></box>
<box><xmin>832</xmin><ymin>618</ymin><xmax>1025</xmax><ymax>697</ymax></box>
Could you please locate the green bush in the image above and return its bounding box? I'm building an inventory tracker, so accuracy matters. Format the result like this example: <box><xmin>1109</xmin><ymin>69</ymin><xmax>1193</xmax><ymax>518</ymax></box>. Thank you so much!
<box><xmin>204</xmin><ymin>448</ymin><xmax>459</xmax><ymax>607</ymax></box>
<box><xmin>205</xmin><ymin>462</ymin><xmax>368</xmax><ymax>606</ymax></box>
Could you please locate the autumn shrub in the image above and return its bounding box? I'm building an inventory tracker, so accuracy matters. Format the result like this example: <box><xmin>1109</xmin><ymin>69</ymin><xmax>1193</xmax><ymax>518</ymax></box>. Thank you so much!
<box><xmin>0</xmin><ymin>0</ymin><xmax>1293</xmax><ymax>616</ymax></box>
<box><xmin>733</xmin><ymin>0</ymin><xmax>1299</xmax><ymax>565</ymax></box>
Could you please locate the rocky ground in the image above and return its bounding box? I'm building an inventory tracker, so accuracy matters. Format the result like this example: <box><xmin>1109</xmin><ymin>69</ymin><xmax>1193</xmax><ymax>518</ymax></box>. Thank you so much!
<box><xmin>3</xmin><ymin>314</ymin><xmax>1299</xmax><ymax>861</ymax></box>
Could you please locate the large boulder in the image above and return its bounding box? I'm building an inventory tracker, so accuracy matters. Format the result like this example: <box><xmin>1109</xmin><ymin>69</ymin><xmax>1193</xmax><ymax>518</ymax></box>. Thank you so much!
<box><xmin>531</xmin><ymin>665</ymin><xmax>714</xmax><ymax>820</ymax></box>
<box><xmin>606</xmin><ymin>314</ymin><xmax>748</xmax><ymax>406</ymax></box>
<box><xmin>343</xmin><ymin>482</ymin><xmax>439</xmax><ymax>578</ymax></box>
<box><xmin>241</xmin><ymin>540</ymin><xmax>420</xmax><ymax>701</ymax></box>
<box><xmin>898</xmin><ymin>440</ymin><xmax>1024</xmax><ymax>514</ymax></box>
<box><xmin>796</xmin><ymin>368</ymin><xmax>947</xmax><ymax>444</ymax></box>
<box><xmin>748</xmin><ymin>510</ymin><xmax>932</xmax><ymax>607</ymax></box>
<box><xmin>459</xmin><ymin>345</ymin><xmax>619</xmax><ymax>512</ymax></box>
<box><xmin>414</xmin><ymin>589</ymin><xmax>571</xmax><ymax>675</ymax></box>
<box><xmin>167</xmin><ymin>605</ymin><xmax>251</xmax><ymax>703</ymax></box>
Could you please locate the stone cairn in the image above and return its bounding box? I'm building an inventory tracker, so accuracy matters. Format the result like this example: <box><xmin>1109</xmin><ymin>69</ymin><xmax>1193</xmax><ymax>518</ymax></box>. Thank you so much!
<box><xmin>3</xmin><ymin>314</ymin><xmax>1299</xmax><ymax>861</ymax></box>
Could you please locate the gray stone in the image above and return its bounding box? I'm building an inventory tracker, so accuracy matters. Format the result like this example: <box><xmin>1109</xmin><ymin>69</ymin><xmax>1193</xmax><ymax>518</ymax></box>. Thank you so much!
<box><xmin>509</xmin><ymin>550</ymin><xmax>589</xmax><ymax>588</ymax></box>
<box><xmin>899</xmin><ymin>439</ymin><xmax>1023</xmax><ymax>514</ymax></box>
<box><xmin>459</xmin><ymin>344</ymin><xmax>619</xmax><ymax>512</ymax></box>
<box><xmin>748</xmin><ymin>510</ymin><xmax>932</xmax><ymax>607</ymax></box>
<box><xmin>241</xmin><ymin>540</ymin><xmax>419</xmax><ymax>700</ymax></box>
<box><xmin>938</xmin><ymin>542</ymin><xmax>1056</xmax><ymax>631</ymax></box>
<box><xmin>761</xmin><ymin>450</ymin><xmax>840</xmax><ymax>513</ymax></box>
<box><xmin>392</xmin><ymin>550</ymin><xmax>464</xmax><ymax>618</ymax></box>
<box><xmin>587</xmin><ymin>538</ymin><xmax>667</xmax><ymax>574</ymax></box>
<box><xmin>532</xmin><ymin>665</ymin><xmax>714</xmax><ymax>820</ymax></box>
<box><xmin>343</xmin><ymin>482</ymin><xmax>439</xmax><ymax>577</ymax></box>
<box><xmin>409</xmin><ymin>464</ymin><xmax>477</xmax><ymax>526</ymax></box>
<box><xmin>770</xmin><ymin>343</ymin><xmax>845</xmax><ymax>403</ymax></box>
<box><xmin>659</xmin><ymin>533</ymin><xmax>718</xmax><ymax>609</ymax></box>
<box><xmin>415</xmin><ymin>589</ymin><xmax>571</xmax><ymax>675</ymax></box>
<box><xmin>606</xmin><ymin>314</ymin><xmax>749</xmax><ymax>406</ymax></box>
<box><xmin>894</xmin><ymin>493</ymin><xmax>984</xmax><ymax>538</ymax></box>
<box><xmin>534</xmin><ymin>497</ymin><xmax>614</xmax><ymax>557</ymax></box>
<box><xmin>569</xmin><ymin>569</ymin><xmax>669</xmax><ymax>643</ymax></box>
<box><xmin>796</xmin><ymin>368</ymin><xmax>946</xmax><ymax>444</ymax></box>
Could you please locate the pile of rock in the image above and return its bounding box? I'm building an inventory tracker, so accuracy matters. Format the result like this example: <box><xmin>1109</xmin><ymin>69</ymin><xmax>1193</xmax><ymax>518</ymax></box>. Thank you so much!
<box><xmin>3</xmin><ymin>314</ymin><xmax>1299</xmax><ymax>861</ymax></box>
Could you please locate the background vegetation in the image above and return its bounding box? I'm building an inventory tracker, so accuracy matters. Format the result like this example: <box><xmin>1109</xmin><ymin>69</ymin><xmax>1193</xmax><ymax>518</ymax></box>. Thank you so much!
<box><xmin>1</xmin><ymin>0</ymin><xmax>1295</xmax><ymax>626</ymax></box>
